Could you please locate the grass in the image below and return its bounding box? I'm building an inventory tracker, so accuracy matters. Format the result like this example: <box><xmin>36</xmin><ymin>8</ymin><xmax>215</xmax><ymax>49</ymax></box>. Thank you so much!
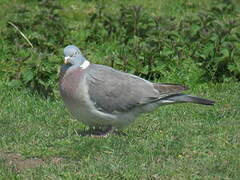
<box><xmin>0</xmin><ymin>0</ymin><xmax>240</xmax><ymax>179</ymax></box>
<box><xmin>0</xmin><ymin>82</ymin><xmax>239</xmax><ymax>179</ymax></box>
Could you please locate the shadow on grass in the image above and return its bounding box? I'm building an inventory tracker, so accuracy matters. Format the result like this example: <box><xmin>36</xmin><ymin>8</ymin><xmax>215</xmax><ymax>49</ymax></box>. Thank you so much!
<box><xmin>74</xmin><ymin>128</ymin><xmax>127</xmax><ymax>137</ymax></box>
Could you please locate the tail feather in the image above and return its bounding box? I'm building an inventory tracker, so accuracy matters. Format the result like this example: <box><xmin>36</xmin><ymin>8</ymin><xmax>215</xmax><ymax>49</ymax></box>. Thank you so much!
<box><xmin>161</xmin><ymin>94</ymin><xmax>215</xmax><ymax>105</ymax></box>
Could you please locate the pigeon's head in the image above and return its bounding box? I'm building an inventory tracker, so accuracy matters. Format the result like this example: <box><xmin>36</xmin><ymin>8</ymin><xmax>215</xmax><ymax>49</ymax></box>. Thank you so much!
<box><xmin>63</xmin><ymin>45</ymin><xmax>86</xmax><ymax>66</ymax></box>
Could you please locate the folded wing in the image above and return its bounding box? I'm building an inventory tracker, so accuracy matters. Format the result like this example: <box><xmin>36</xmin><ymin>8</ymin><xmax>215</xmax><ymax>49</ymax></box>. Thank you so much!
<box><xmin>86</xmin><ymin>64</ymin><xmax>187</xmax><ymax>113</ymax></box>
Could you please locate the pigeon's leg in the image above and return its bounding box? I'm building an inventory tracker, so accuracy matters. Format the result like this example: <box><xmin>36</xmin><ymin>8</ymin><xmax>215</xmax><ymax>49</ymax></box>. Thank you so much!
<box><xmin>90</xmin><ymin>126</ymin><xmax>114</xmax><ymax>137</ymax></box>
<box><xmin>97</xmin><ymin>127</ymin><xmax>127</xmax><ymax>136</ymax></box>
<box><xmin>102</xmin><ymin>126</ymin><xmax>127</xmax><ymax>136</ymax></box>
<box><xmin>77</xmin><ymin>126</ymin><xmax>126</xmax><ymax>137</ymax></box>
<box><xmin>103</xmin><ymin>126</ymin><xmax>115</xmax><ymax>134</ymax></box>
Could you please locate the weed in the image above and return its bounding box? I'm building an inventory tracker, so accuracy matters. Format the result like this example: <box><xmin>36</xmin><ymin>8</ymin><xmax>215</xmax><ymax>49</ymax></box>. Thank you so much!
<box><xmin>2</xmin><ymin>0</ymin><xmax>68</xmax><ymax>98</ymax></box>
<box><xmin>85</xmin><ymin>0</ymin><xmax>240</xmax><ymax>82</ymax></box>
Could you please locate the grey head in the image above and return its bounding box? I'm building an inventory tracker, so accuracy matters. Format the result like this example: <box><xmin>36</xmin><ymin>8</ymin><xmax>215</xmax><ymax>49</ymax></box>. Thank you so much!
<box><xmin>63</xmin><ymin>45</ymin><xmax>87</xmax><ymax>66</ymax></box>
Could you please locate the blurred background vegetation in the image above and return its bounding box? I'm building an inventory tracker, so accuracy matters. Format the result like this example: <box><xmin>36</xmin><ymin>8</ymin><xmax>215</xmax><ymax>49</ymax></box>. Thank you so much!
<box><xmin>0</xmin><ymin>0</ymin><xmax>239</xmax><ymax>98</ymax></box>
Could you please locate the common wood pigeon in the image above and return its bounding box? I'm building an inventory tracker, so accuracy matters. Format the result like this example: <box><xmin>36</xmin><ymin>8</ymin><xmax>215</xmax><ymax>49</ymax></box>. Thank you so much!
<box><xmin>60</xmin><ymin>45</ymin><xmax>215</xmax><ymax>136</ymax></box>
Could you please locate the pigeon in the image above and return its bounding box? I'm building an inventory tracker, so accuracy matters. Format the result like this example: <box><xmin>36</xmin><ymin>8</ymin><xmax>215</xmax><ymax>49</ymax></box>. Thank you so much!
<box><xmin>60</xmin><ymin>45</ymin><xmax>215</xmax><ymax>135</ymax></box>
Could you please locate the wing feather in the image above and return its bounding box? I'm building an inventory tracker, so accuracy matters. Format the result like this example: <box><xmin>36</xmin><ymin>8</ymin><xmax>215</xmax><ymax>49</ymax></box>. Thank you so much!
<box><xmin>86</xmin><ymin>64</ymin><xmax>159</xmax><ymax>113</ymax></box>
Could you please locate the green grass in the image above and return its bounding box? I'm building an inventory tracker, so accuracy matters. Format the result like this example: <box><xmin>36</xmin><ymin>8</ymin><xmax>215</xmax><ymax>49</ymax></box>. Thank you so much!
<box><xmin>0</xmin><ymin>0</ymin><xmax>240</xmax><ymax>179</ymax></box>
<box><xmin>0</xmin><ymin>82</ymin><xmax>239</xmax><ymax>179</ymax></box>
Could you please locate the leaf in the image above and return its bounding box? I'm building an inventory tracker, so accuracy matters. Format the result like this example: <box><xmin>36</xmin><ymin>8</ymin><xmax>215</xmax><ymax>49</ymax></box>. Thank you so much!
<box><xmin>221</xmin><ymin>48</ymin><xmax>230</xmax><ymax>57</ymax></box>
<box><xmin>202</xmin><ymin>43</ymin><xmax>215</xmax><ymax>57</ymax></box>
<box><xmin>22</xmin><ymin>70</ymin><xmax>34</xmax><ymax>83</ymax></box>
<box><xmin>228</xmin><ymin>61</ymin><xmax>240</xmax><ymax>74</ymax></box>
<box><xmin>8</xmin><ymin>80</ymin><xmax>22</xmax><ymax>88</ymax></box>
<box><xmin>191</xmin><ymin>24</ymin><xmax>201</xmax><ymax>37</ymax></box>
<box><xmin>161</xmin><ymin>48</ymin><xmax>174</xmax><ymax>56</ymax></box>
<box><xmin>210</xmin><ymin>33</ymin><xmax>218</xmax><ymax>42</ymax></box>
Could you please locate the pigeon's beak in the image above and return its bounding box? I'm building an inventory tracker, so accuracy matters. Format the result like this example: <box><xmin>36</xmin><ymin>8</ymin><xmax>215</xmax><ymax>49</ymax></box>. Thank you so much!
<box><xmin>64</xmin><ymin>56</ymin><xmax>70</xmax><ymax>64</ymax></box>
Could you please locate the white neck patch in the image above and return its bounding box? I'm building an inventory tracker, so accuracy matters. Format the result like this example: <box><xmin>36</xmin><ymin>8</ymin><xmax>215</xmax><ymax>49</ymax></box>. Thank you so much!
<box><xmin>80</xmin><ymin>60</ymin><xmax>90</xmax><ymax>69</ymax></box>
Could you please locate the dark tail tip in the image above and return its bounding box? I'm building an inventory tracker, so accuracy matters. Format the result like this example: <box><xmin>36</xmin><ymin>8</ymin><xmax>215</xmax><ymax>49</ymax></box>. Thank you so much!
<box><xmin>188</xmin><ymin>96</ymin><xmax>215</xmax><ymax>105</ymax></box>
<box><xmin>164</xmin><ymin>94</ymin><xmax>216</xmax><ymax>105</ymax></box>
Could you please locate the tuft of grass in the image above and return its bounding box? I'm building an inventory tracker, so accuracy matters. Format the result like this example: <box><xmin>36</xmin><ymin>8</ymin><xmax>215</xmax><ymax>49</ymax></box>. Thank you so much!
<box><xmin>0</xmin><ymin>83</ymin><xmax>239</xmax><ymax>179</ymax></box>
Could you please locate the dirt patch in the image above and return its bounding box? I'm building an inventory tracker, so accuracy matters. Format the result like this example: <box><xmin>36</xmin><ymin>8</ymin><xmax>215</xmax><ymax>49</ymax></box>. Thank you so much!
<box><xmin>0</xmin><ymin>152</ymin><xmax>66</xmax><ymax>172</ymax></box>
<box><xmin>50</xmin><ymin>157</ymin><xmax>64</xmax><ymax>164</ymax></box>
<box><xmin>0</xmin><ymin>152</ymin><xmax>44</xmax><ymax>171</ymax></box>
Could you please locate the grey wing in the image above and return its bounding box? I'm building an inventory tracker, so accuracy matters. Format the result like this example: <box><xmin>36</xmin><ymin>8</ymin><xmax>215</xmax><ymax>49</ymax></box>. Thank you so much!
<box><xmin>86</xmin><ymin>64</ymin><xmax>160</xmax><ymax>113</ymax></box>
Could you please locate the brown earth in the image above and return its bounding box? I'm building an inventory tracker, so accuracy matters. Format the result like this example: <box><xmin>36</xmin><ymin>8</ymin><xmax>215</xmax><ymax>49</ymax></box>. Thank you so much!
<box><xmin>0</xmin><ymin>152</ymin><xmax>64</xmax><ymax>172</ymax></box>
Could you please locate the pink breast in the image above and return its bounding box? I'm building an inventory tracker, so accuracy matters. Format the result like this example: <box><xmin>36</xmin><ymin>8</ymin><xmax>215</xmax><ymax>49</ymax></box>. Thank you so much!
<box><xmin>60</xmin><ymin>67</ymin><xmax>85</xmax><ymax>100</ymax></box>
